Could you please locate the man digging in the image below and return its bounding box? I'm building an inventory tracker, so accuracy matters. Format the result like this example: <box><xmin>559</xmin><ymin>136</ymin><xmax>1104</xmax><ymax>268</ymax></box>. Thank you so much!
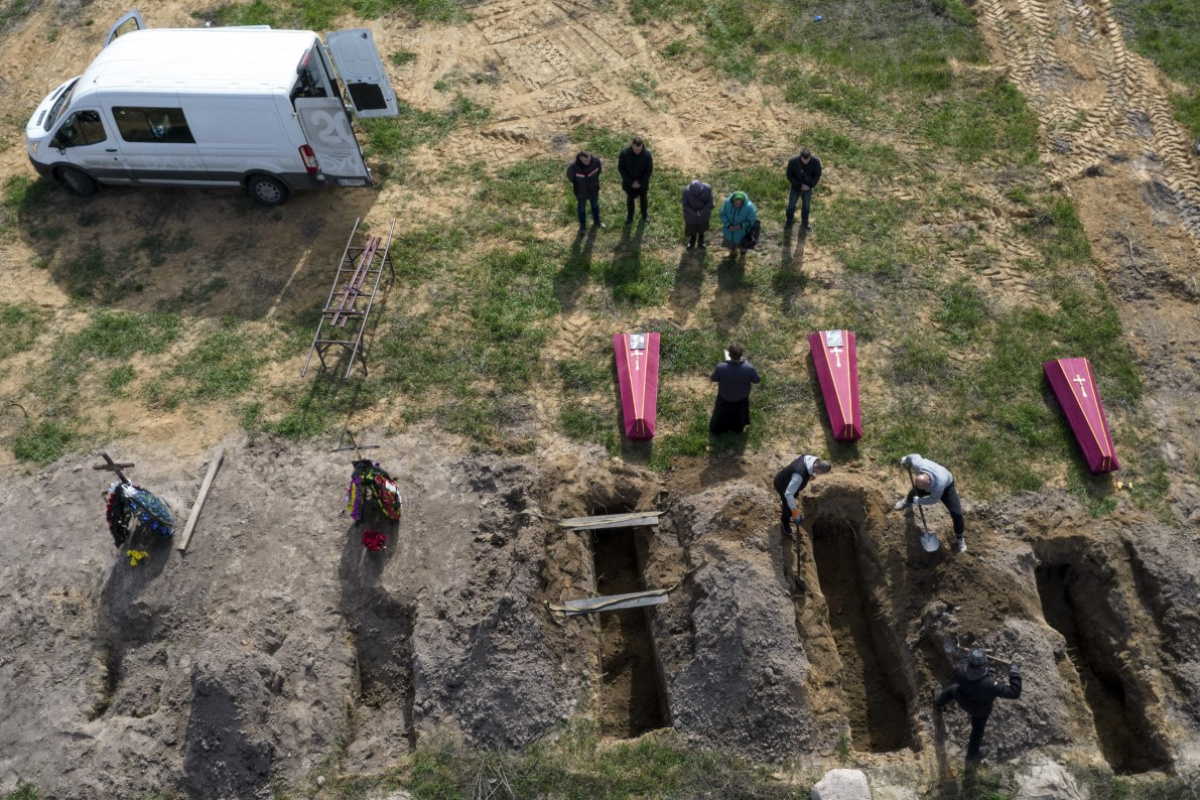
<box><xmin>893</xmin><ymin>453</ymin><xmax>967</xmax><ymax>553</ymax></box>
<box><xmin>774</xmin><ymin>454</ymin><xmax>831</xmax><ymax>539</ymax></box>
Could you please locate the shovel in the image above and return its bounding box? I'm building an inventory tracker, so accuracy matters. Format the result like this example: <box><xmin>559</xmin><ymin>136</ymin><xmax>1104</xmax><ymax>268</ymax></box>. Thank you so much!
<box><xmin>908</xmin><ymin>466</ymin><xmax>940</xmax><ymax>553</ymax></box>
<box><xmin>941</xmin><ymin>633</ymin><xmax>1013</xmax><ymax>670</ymax></box>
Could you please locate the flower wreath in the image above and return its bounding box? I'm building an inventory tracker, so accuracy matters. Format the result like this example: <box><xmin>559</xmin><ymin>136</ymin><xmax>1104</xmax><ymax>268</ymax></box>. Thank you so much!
<box><xmin>346</xmin><ymin>459</ymin><xmax>403</xmax><ymax>523</ymax></box>
<box><xmin>106</xmin><ymin>481</ymin><xmax>175</xmax><ymax>548</ymax></box>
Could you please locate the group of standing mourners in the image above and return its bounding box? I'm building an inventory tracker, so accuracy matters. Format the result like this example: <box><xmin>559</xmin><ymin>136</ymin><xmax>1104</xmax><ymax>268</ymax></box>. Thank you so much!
<box><xmin>568</xmin><ymin>137</ymin><xmax>823</xmax><ymax>254</ymax></box>
<box><xmin>572</xmin><ymin>135</ymin><xmax>1021</xmax><ymax>768</ymax></box>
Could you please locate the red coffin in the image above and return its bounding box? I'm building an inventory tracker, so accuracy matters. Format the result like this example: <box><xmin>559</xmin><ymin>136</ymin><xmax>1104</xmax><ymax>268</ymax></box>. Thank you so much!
<box><xmin>614</xmin><ymin>333</ymin><xmax>660</xmax><ymax>440</ymax></box>
<box><xmin>1044</xmin><ymin>358</ymin><xmax>1119</xmax><ymax>473</ymax></box>
<box><xmin>808</xmin><ymin>330</ymin><xmax>862</xmax><ymax>442</ymax></box>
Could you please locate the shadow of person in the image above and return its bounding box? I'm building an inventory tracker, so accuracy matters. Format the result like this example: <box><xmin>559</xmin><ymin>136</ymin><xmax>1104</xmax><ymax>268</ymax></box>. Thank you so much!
<box><xmin>711</xmin><ymin>248</ymin><xmax>749</xmax><ymax>333</ymax></box>
<box><xmin>555</xmin><ymin>225</ymin><xmax>599</xmax><ymax>311</ymax></box>
<box><xmin>669</xmin><ymin>249</ymin><xmax>705</xmax><ymax>325</ymax></box>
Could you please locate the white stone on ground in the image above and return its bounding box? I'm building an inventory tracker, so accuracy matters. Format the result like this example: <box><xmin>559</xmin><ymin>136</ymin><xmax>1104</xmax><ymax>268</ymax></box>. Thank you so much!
<box><xmin>811</xmin><ymin>768</ymin><xmax>871</xmax><ymax>800</ymax></box>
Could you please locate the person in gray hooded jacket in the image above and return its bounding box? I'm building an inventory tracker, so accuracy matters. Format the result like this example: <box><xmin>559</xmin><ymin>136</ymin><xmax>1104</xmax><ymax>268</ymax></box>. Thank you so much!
<box><xmin>894</xmin><ymin>453</ymin><xmax>967</xmax><ymax>552</ymax></box>
<box><xmin>681</xmin><ymin>179</ymin><xmax>714</xmax><ymax>249</ymax></box>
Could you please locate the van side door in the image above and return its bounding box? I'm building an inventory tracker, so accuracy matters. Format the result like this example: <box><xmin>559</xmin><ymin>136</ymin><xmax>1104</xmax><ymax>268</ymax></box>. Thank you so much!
<box><xmin>325</xmin><ymin>30</ymin><xmax>399</xmax><ymax>118</ymax></box>
<box><xmin>50</xmin><ymin>110</ymin><xmax>131</xmax><ymax>184</ymax></box>
<box><xmin>108</xmin><ymin>104</ymin><xmax>209</xmax><ymax>184</ymax></box>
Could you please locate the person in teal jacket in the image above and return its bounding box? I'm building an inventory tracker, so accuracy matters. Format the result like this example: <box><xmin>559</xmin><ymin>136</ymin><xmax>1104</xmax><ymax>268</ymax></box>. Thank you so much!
<box><xmin>719</xmin><ymin>191</ymin><xmax>758</xmax><ymax>253</ymax></box>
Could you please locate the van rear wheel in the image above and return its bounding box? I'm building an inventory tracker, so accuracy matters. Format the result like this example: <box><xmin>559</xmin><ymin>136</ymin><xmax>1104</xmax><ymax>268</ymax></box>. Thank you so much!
<box><xmin>59</xmin><ymin>167</ymin><xmax>97</xmax><ymax>197</ymax></box>
<box><xmin>248</xmin><ymin>174</ymin><xmax>289</xmax><ymax>206</ymax></box>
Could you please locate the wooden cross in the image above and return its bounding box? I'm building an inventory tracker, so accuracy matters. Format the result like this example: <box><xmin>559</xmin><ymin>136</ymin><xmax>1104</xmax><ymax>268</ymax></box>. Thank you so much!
<box><xmin>332</xmin><ymin>430</ymin><xmax>380</xmax><ymax>458</ymax></box>
<box><xmin>93</xmin><ymin>451</ymin><xmax>134</xmax><ymax>484</ymax></box>
<box><xmin>830</xmin><ymin>346</ymin><xmax>843</xmax><ymax>368</ymax></box>
<box><xmin>1072</xmin><ymin>373</ymin><xmax>1089</xmax><ymax>399</ymax></box>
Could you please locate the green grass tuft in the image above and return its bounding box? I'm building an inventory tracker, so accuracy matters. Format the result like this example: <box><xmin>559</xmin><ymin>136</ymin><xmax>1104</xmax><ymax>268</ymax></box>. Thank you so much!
<box><xmin>13</xmin><ymin>419</ymin><xmax>75</xmax><ymax>465</ymax></box>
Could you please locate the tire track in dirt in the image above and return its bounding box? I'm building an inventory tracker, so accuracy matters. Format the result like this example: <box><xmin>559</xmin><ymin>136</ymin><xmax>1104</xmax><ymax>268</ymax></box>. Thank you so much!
<box><xmin>440</xmin><ymin>0</ymin><xmax>791</xmax><ymax>172</ymax></box>
<box><xmin>976</xmin><ymin>0</ymin><xmax>1200</xmax><ymax>247</ymax></box>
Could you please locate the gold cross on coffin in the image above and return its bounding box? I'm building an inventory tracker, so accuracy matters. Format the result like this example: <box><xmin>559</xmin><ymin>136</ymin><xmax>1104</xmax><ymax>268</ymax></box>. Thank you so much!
<box><xmin>830</xmin><ymin>346</ymin><xmax>843</xmax><ymax>368</ymax></box>
<box><xmin>1072</xmin><ymin>373</ymin><xmax>1089</xmax><ymax>399</ymax></box>
<box><xmin>92</xmin><ymin>451</ymin><xmax>134</xmax><ymax>484</ymax></box>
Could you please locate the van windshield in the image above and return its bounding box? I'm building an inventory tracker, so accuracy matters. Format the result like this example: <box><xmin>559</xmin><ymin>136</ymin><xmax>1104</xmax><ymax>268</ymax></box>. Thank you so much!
<box><xmin>44</xmin><ymin>79</ymin><xmax>79</xmax><ymax>130</ymax></box>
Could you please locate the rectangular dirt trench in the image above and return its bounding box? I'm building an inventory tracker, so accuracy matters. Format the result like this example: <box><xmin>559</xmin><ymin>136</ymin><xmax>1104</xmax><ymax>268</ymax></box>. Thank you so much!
<box><xmin>812</xmin><ymin>519</ymin><xmax>911</xmax><ymax>753</ymax></box>
<box><xmin>1035</xmin><ymin>563</ymin><xmax>1170</xmax><ymax>774</ymax></box>
<box><xmin>591</xmin><ymin>525</ymin><xmax>668</xmax><ymax>738</ymax></box>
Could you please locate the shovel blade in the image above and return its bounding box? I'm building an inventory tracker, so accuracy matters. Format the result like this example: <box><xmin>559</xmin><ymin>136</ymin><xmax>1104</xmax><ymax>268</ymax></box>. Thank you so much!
<box><xmin>921</xmin><ymin>532</ymin><xmax>941</xmax><ymax>552</ymax></box>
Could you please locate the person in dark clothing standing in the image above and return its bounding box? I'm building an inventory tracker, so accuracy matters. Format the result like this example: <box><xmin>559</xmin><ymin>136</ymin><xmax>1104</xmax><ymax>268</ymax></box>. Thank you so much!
<box><xmin>709</xmin><ymin>342</ymin><xmax>761</xmax><ymax>435</ymax></box>
<box><xmin>618</xmin><ymin>137</ymin><xmax>654</xmax><ymax>224</ymax></box>
<box><xmin>785</xmin><ymin>148</ymin><xmax>822</xmax><ymax>232</ymax></box>
<box><xmin>774</xmin><ymin>455</ymin><xmax>831</xmax><ymax>538</ymax></box>
<box><xmin>936</xmin><ymin>649</ymin><xmax>1022</xmax><ymax>762</ymax></box>
<box><xmin>681</xmin><ymin>179</ymin><xmax>714</xmax><ymax>249</ymax></box>
<box><xmin>567</xmin><ymin>151</ymin><xmax>604</xmax><ymax>231</ymax></box>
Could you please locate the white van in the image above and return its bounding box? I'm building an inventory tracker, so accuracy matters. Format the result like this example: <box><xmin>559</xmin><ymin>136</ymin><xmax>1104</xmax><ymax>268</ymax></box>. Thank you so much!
<box><xmin>24</xmin><ymin>10</ymin><xmax>399</xmax><ymax>205</ymax></box>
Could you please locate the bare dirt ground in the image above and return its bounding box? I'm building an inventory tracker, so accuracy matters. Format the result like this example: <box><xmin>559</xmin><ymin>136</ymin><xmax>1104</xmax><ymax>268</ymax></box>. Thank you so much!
<box><xmin>3</xmin><ymin>0</ymin><xmax>1200</xmax><ymax>796</ymax></box>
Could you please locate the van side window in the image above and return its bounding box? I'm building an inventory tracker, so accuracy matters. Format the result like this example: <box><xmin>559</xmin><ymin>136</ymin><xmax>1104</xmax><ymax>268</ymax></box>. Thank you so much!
<box><xmin>53</xmin><ymin>110</ymin><xmax>108</xmax><ymax>148</ymax></box>
<box><xmin>112</xmin><ymin>107</ymin><xmax>196</xmax><ymax>144</ymax></box>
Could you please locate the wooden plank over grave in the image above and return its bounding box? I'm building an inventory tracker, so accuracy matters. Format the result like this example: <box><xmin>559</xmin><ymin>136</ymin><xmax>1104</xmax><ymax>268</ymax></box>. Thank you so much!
<box><xmin>550</xmin><ymin>590</ymin><xmax>670</xmax><ymax>616</ymax></box>
<box><xmin>559</xmin><ymin>511</ymin><xmax>664</xmax><ymax>531</ymax></box>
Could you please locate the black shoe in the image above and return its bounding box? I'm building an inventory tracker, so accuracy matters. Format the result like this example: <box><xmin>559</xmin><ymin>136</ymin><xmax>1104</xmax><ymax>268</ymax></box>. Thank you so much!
<box><xmin>687</xmin><ymin>242</ymin><xmax>695</xmax><ymax>250</ymax></box>
<box><xmin>595</xmin><ymin>221</ymin><xmax>605</xmax><ymax>229</ymax></box>
<box><xmin>642</xmin><ymin>214</ymin><xmax>651</xmax><ymax>222</ymax></box>
<box><xmin>966</xmin><ymin>747</ymin><xmax>988</xmax><ymax>763</ymax></box>
<box><xmin>699</xmin><ymin>241</ymin><xmax>706</xmax><ymax>249</ymax></box>
<box><xmin>802</xmin><ymin>223</ymin><xmax>813</xmax><ymax>232</ymax></box>
<box><xmin>624</xmin><ymin>216</ymin><xmax>633</xmax><ymax>225</ymax></box>
<box><xmin>578</xmin><ymin>224</ymin><xmax>587</xmax><ymax>232</ymax></box>
<box><xmin>785</xmin><ymin>218</ymin><xmax>794</xmax><ymax>227</ymax></box>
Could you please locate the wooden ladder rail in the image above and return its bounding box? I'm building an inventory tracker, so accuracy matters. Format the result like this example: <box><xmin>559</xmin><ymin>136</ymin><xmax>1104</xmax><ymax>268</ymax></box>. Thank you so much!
<box><xmin>341</xmin><ymin>218</ymin><xmax>396</xmax><ymax>378</ymax></box>
<box><xmin>329</xmin><ymin>234</ymin><xmax>381</xmax><ymax>327</ymax></box>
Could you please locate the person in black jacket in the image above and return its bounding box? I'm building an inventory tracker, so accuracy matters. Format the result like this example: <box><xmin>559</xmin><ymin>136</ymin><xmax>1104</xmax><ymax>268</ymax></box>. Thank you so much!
<box><xmin>567</xmin><ymin>151</ymin><xmax>604</xmax><ymax>231</ymax></box>
<box><xmin>618</xmin><ymin>137</ymin><xmax>654</xmax><ymax>224</ymax></box>
<box><xmin>681</xmin><ymin>179</ymin><xmax>714</xmax><ymax>249</ymax></box>
<box><xmin>785</xmin><ymin>148</ymin><xmax>822</xmax><ymax>232</ymax></box>
<box><xmin>773</xmin><ymin>455</ymin><xmax>831</xmax><ymax>537</ymax></box>
<box><xmin>936</xmin><ymin>649</ymin><xmax>1022</xmax><ymax>762</ymax></box>
<box><xmin>709</xmin><ymin>342</ymin><xmax>761</xmax><ymax>435</ymax></box>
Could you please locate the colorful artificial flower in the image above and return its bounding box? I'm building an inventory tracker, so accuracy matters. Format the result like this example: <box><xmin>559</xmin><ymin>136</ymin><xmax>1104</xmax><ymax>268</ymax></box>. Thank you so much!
<box><xmin>105</xmin><ymin>481</ymin><xmax>174</xmax><ymax>547</ymax></box>
<box><xmin>346</xmin><ymin>460</ymin><xmax>403</xmax><ymax>522</ymax></box>
<box><xmin>361</xmin><ymin>529</ymin><xmax>388</xmax><ymax>552</ymax></box>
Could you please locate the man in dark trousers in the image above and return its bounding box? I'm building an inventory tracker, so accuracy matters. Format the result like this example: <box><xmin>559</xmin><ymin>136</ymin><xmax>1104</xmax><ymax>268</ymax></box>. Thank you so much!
<box><xmin>567</xmin><ymin>150</ymin><xmax>604</xmax><ymax>231</ymax></box>
<box><xmin>936</xmin><ymin>649</ymin><xmax>1022</xmax><ymax>763</ymax></box>
<box><xmin>709</xmin><ymin>342</ymin><xmax>761</xmax><ymax>435</ymax></box>
<box><xmin>894</xmin><ymin>453</ymin><xmax>968</xmax><ymax>552</ymax></box>
<box><xmin>785</xmin><ymin>148</ymin><xmax>822</xmax><ymax>232</ymax></box>
<box><xmin>618</xmin><ymin>136</ymin><xmax>654</xmax><ymax>224</ymax></box>
<box><xmin>774</xmin><ymin>455</ymin><xmax>831</xmax><ymax>538</ymax></box>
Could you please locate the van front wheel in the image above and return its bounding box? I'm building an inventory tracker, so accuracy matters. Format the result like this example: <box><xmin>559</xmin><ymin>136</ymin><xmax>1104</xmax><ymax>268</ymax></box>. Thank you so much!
<box><xmin>58</xmin><ymin>167</ymin><xmax>97</xmax><ymax>197</ymax></box>
<box><xmin>248</xmin><ymin>175</ymin><xmax>289</xmax><ymax>206</ymax></box>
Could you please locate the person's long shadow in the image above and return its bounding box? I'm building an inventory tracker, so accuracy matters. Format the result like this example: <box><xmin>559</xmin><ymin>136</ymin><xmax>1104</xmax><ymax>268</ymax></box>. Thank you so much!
<box><xmin>711</xmin><ymin>248</ymin><xmax>749</xmax><ymax>333</ymax></box>
<box><xmin>669</xmin><ymin>247</ymin><xmax>706</xmax><ymax>326</ymax></box>
<box><xmin>774</xmin><ymin>225</ymin><xmax>810</xmax><ymax>312</ymax></box>
<box><xmin>555</xmin><ymin>226</ymin><xmax>599</xmax><ymax>312</ymax></box>
<box><xmin>605</xmin><ymin>219</ymin><xmax>647</xmax><ymax>301</ymax></box>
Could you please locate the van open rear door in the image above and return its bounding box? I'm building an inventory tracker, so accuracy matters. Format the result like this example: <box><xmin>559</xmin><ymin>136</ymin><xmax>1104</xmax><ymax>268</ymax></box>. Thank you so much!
<box><xmin>295</xmin><ymin>98</ymin><xmax>372</xmax><ymax>186</ymax></box>
<box><xmin>326</xmin><ymin>30</ymin><xmax>399</xmax><ymax>118</ymax></box>
<box><xmin>104</xmin><ymin>9</ymin><xmax>145</xmax><ymax>47</ymax></box>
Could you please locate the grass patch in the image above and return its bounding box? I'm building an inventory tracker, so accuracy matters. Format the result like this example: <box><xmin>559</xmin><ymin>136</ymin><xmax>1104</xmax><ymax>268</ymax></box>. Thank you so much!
<box><xmin>1117</xmin><ymin>0</ymin><xmax>1200</xmax><ymax>137</ymax></box>
<box><xmin>0</xmin><ymin>302</ymin><xmax>51</xmax><ymax>360</ymax></box>
<box><xmin>1</xmin><ymin>175</ymin><xmax>52</xmax><ymax>239</ymax></box>
<box><xmin>145</xmin><ymin>318</ymin><xmax>261</xmax><ymax>409</ymax></box>
<box><xmin>360</xmin><ymin>95</ymin><xmax>489</xmax><ymax>169</ymax></box>
<box><xmin>921</xmin><ymin>82</ymin><xmax>1039</xmax><ymax>164</ymax></box>
<box><xmin>68</xmin><ymin>310</ymin><xmax>180</xmax><ymax>360</ymax></box>
<box><xmin>204</xmin><ymin>0</ymin><xmax>463</xmax><ymax>29</ymax></box>
<box><xmin>12</xmin><ymin>419</ymin><xmax>75</xmax><ymax>465</ymax></box>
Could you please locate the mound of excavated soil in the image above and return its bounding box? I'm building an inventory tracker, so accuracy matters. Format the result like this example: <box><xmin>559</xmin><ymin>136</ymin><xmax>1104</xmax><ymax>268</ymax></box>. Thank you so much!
<box><xmin>2</xmin><ymin>434</ymin><xmax>1199</xmax><ymax>797</ymax></box>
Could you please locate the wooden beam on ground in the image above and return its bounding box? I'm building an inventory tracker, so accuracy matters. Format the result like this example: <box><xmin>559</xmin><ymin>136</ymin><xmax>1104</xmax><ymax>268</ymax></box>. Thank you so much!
<box><xmin>550</xmin><ymin>590</ymin><xmax>670</xmax><ymax>616</ymax></box>
<box><xmin>559</xmin><ymin>511</ymin><xmax>664</xmax><ymax>531</ymax></box>
<box><xmin>177</xmin><ymin>446</ymin><xmax>225</xmax><ymax>552</ymax></box>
